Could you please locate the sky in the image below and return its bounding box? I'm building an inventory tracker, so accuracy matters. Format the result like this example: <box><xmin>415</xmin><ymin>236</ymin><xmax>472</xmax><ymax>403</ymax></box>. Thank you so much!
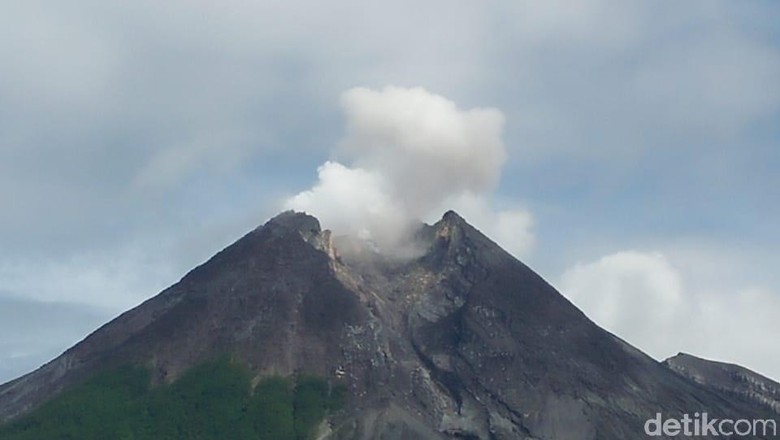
<box><xmin>1</xmin><ymin>0</ymin><xmax>779</xmax><ymax>384</ymax></box>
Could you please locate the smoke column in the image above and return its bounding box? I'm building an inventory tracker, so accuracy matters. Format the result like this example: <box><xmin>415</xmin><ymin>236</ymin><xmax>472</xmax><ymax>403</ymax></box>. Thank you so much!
<box><xmin>285</xmin><ymin>86</ymin><xmax>534</xmax><ymax>257</ymax></box>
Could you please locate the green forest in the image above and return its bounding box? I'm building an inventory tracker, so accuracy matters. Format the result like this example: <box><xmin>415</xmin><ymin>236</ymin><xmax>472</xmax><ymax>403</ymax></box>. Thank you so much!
<box><xmin>0</xmin><ymin>358</ymin><xmax>345</xmax><ymax>440</ymax></box>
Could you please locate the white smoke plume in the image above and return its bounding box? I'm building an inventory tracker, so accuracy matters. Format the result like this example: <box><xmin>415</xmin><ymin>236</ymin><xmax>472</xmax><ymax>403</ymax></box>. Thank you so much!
<box><xmin>285</xmin><ymin>86</ymin><xmax>533</xmax><ymax>257</ymax></box>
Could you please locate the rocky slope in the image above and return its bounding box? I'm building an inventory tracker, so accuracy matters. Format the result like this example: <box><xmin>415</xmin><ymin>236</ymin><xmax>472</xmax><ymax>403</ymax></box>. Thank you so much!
<box><xmin>1</xmin><ymin>211</ymin><xmax>778</xmax><ymax>439</ymax></box>
<box><xmin>665</xmin><ymin>353</ymin><xmax>780</xmax><ymax>415</ymax></box>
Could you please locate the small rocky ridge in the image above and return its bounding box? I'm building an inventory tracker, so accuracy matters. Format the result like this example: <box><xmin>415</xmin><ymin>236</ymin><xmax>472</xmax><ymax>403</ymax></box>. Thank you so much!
<box><xmin>665</xmin><ymin>352</ymin><xmax>780</xmax><ymax>415</ymax></box>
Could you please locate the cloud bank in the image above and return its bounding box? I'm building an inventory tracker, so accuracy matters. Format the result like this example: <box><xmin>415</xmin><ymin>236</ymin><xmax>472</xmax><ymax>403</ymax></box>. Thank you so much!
<box><xmin>559</xmin><ymin>250</ymin><xmax>780</xmax><ymax>378</ymax></box>
<box><xmin>285</xmin><ymin>86</ymin><xmax>533</xmax><ymax>257</ymax></box>
<box><xmin>560</xmin><ymin>251</ymin><xmax>689</xmax><ymax>358</ymax></box>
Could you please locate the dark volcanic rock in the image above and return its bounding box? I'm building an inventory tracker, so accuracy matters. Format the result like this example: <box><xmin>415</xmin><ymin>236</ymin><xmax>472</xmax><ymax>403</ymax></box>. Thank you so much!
<box><xmin>1</xmin><ymin>211</ymin><xmax>778</xmax><ymax>439</ymax></box>
<box><xmin>665</xmin><ymin>353</ymin><xmax>780</xmax><ymax>415</ymax></box>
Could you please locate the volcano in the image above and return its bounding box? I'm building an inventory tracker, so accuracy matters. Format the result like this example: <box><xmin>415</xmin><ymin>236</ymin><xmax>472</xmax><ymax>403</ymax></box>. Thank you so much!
<box><xmin>0</xmin><ymin>211</ymin><xmax>777</xmax><ymax>439</ymax></box>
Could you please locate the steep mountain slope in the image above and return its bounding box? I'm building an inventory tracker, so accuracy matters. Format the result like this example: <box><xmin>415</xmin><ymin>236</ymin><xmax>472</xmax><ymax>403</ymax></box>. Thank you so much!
<box><xmin>1</xmin><ymin>211</ymin><xmax>778</xmax><ymax>439</ymax></box>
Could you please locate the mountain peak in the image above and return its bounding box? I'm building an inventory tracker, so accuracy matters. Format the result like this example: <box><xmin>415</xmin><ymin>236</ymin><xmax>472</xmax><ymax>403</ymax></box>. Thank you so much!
<box><xmin>3</xmin><ymin>210</ymin><xmax>780</xmax><ymax>439</ymax></box>
<box><xmin>430</xmin><ymin>210</ymin><xmax>470</xmax><ymax>243</ymax></box>
<box><xmin>260</xmin><ymin>210</ymin><xmax>338</xmax><ymax>257</ymax></box>
<box><xmin>440</xmin><ymin>209</ymin><xmax>465</xmax><ymax>223</ymax></box>
<box><xmin>264</xmin><ymin>210</ymin><xmax>321</xmax><ymax>236</ymax></box>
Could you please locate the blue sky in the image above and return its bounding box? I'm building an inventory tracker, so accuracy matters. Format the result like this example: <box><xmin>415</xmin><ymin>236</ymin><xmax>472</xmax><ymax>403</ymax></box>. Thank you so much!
<box><xmin>1</xmin><ymin>0</ymin><xmax>779</xmax><ymax>383</ymax></box>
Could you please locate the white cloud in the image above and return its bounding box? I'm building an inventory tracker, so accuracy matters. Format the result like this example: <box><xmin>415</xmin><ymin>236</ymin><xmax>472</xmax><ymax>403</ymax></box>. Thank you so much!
<box><xmin>286</xmin><ymin>86</ymin><xmax>534</xmax><ymax>257</ymax></box>
<box><xmin>559</xmin><ymin>250</ymin><xmax>780</xmax><ymax>380</ymax></box>
<box><xmin>559</xmin><ymin>251</ymin><xmax>689</xmax><ymax>359</ymax></box>
<box><xmin>693</xmin><ymin>287</ymin><xmax>780</xmax><ymax>379</ymax></box>
<box><xmin>338</xmin><ymin>86</ymin><xmax>507</xmax><ymax>213</ymax></box>
<box><xmin>285</xmin><ymin>161</ymin><xmax>407</xmax><ymax>243</ymax></box>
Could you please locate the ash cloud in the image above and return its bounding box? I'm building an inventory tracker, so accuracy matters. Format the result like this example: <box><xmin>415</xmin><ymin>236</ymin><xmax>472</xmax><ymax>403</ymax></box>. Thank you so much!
<box><xmin>285</xmin><ymin>86</ymin><xmax>533</xmax><ymax>256</ymax></box>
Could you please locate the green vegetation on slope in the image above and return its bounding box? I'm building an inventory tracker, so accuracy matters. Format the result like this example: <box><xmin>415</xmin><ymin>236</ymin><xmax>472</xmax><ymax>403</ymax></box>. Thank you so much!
<box><xmin>0</xmin><ymin>359</ymin><xmax>345</xmax><ymax>440</ymax></box>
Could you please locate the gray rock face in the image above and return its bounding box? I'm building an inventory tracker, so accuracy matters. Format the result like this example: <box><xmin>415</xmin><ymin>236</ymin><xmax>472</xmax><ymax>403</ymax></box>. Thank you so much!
<box><xmin>1</xmin><ymin>211</ymin><xmax>778</xmax><ymax>439</ymax></box>
<box><xmin>665</xmin><ymin>353</ymin><xmax>780</xmax><ymax>415</ymax></box>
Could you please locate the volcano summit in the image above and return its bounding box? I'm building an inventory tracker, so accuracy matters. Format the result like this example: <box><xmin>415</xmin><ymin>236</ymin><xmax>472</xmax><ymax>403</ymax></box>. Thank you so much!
<box><xmin>0</xmin><ymin>211</ymin><xmax>777</xmax><ymax>439</ymax></box>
